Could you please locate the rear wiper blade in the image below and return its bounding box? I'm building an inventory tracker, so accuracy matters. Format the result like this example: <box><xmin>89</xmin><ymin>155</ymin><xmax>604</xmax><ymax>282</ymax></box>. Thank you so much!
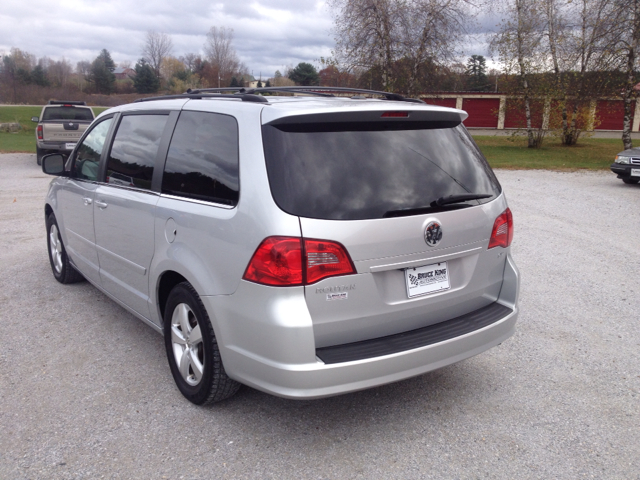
<box><xmin>382</xmin><ymin>203</ymin><xmax>471</xmax><ymax>218</ymax></box>
<box><xmin>382</xmin><ymin>194</ymin><xmax>493</xmax><ymax>218</ymax></box>
<box><xmin>430</xmin><ymin>193</ymin><xmax>493</xmax><ymax>207</ymax></box>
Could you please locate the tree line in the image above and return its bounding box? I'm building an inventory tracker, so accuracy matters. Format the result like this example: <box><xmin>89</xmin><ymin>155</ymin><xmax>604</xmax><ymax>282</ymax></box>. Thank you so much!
<box><xmin>0</xmin><ymin>28</ymin><xmax>329</xmax><ymax>105</ymax></box>
<box><xmin>2</xmin><ymin>0</ymin><xmax>638</xmax><ymax>148</ymax></box>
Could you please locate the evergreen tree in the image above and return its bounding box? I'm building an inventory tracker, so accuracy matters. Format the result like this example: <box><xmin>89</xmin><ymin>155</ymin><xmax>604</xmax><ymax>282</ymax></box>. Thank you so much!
<box><xmin>133</xmin><ymin>58</ymin><xmax>160</xmax><ymax>94</ymax></box>
<box><xmin>229</xmin><ymin>76</ymin><xmax>240</xmax><ymax>87</ymax></box>
<box><xmin>97</xmin><ymin>49</ymin><xmax>116</xmax><ymax>71</ymax></box>
<box><xmin>265</xmin><ymin>79</ymin><xmax>272</xmax><ymax>87</ymax></box>
<box><xmin>31</xmin><ymin>64</ymin><xmax>50</xmax><ymax>87</ymax></box>
<box><xmin>465</xmin><ymin>55</ymin><xmax>490</xmax><ymax>92</ymax></box>
<box><xmin>288</xmin><ymin>62</ymin><xmax>320</xmax><ymax>86</ymax></box>
<box><xmin>257</xmin><ymin>79</ymin><xmax>263</xmax><ymax>88</ymax></box>
<box><xmin>89</xmin><ymin>49</ymin><xmax>116</xmax><ymax>94</ymax></box>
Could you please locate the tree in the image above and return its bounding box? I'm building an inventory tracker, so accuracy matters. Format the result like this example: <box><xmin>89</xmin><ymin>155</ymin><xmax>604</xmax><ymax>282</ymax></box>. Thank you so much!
<box><xmin>288</xmin><ymin>62</ymin><xmax>320</xmax><ymax>85</ymax></box>
<box><xmin>31</xmin><ymin>64</ymin><xmax>50</xmax><ymax>87</ymax></box>
<box><xmin>133</xmin><ymin>58</ymin><xmax>160</xmax><ymax>94</ymax></box>
<box><xmin>180</xmin><ymin>53</ymin><xmax>200</xmax><ymax>73</ymax></box>
<box><xmin>142</xmin><ymin>31</ymin><xmax>173</xmax><ymax>78</ymax></box>
<box><xmin>204</xmin><ymin>26</ymin><xmax>242</xmax><ymax>87</ymax></box>
<box><xmin>88</xmin><ymin>49</ymin><xmax>116</xmax><ymax>94</ymax></box>
<box><xmin>466</xmin><ymin>55</ymin><xmax>490</xmax><ymax>91</ymax></box>
<box><xmin>265</xmin><ymin>79</ymin><xmax>272</xmax><ymax>87</ymax></box>
<box><xmin>329</xmin><ymin>0</ymin><xmax>472</xmax><ymax>94</ymax></box>
<box><xmin>616</xmin><ymin>0</ymin><xmax>640</xmax><ymax>150</ymax></box>
<box><xmin>160</xmin><ymin>56</ymin><xmax>186</xmax><ymax>81</ymax></box>
<box><xmin>76</xmin><ymin>60</ymin><xmax>91</xmax><ymax>91</ymax></box>
<box><xmin>0</xmin><ymin>48</ymin><xmax>35</xmax><ymax>103</ymax></box>
<box><xmin>47</xmin><ymin>59</ymin><xmax>72</xmax><ymax>87</ymax></box>
<box><xmin>492</xmin><ymin>0</ymin><xmax>546</xmax><ymax>148</ymax></box>
<box><xmin>257</xmin><ymin>79</ymin><xmax>263</xmax><ymax>88</ymax></box>
<box><xmin>560</xmin><ymin>0</ymin><xmax>620</xmax><ymax>145</ymax></box>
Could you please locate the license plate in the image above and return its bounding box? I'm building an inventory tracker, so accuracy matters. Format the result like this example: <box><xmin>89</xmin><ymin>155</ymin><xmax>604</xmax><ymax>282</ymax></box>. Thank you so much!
<box><xmin>65</xmin><ymin>143</ymin><xmax>77</xmax><ymax>150</ymax></box>
<box><xmin>405</xmin><ymin>262</ymin><xmax>450</xmax><ymax>298</ymax></box>
<box><xmin>631</xmin><ymin>168</ymin><xmax>640</xmax><ymax>177</ymax></box>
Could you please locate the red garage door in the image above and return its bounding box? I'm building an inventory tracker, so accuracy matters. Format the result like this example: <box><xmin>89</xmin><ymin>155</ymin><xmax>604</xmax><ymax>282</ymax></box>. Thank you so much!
<box><xmin>422</xmin><ymin>98</ymin><xmax>457</xmax><ymax>108</ymax></box>
<box><xmin>504</xmin><ymin>98</ymin><xmax>544</xmax><ymax>129</ymax></box>
<box><xmin>462</xmin><ymin>98</ymin><xmax>500</xmax><ymax>128</ymax></box>
<box><xmin>595</xmin><ymin>100</ymin><xmax>630</xmax><ymax>130</ymax></box>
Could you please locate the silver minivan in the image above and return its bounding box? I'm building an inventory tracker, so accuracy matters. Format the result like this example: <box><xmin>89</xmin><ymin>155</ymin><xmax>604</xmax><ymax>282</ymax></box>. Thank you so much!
<box><xmin>42</xmin><ymin>87</ymin><xmax>519</xmax><ymax>405</ymax></box>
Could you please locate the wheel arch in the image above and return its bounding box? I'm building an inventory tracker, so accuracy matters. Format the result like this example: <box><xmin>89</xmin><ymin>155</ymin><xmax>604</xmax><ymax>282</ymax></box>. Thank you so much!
<box><xmin>157</xmin><ymin>270</ymin><xmax>190</xmax><ymax>322</ymax></box>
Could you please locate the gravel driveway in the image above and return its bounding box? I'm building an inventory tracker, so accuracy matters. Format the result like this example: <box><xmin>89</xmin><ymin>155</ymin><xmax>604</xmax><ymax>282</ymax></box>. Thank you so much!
<box><xmin>0</xmin><ymin>153</ymin><xmax>638</xmax><ymax>479</ymax></box>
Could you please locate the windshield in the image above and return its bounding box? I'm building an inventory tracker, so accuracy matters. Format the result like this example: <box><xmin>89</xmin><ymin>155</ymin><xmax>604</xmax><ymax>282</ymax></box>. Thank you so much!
<box><xmin>262</xmin><ymin>122</ymin><xmax>501</xmax><ymax>220</ymax></box>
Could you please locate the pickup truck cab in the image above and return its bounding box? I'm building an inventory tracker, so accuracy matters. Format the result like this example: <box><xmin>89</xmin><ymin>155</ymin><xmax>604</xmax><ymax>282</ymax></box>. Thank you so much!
<box><xmin>32</xmin><ymin>100</ymin><xmax>95</xmax><ymax>165</ymax></box>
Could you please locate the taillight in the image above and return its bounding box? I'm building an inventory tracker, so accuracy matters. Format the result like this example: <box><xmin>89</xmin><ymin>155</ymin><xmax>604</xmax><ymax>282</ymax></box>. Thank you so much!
<box><xmin>488</xmin><ymin>208</ymin><xmax>513</xmax><ymax>249</ymax></box>
<box><xmin>243</xmin><ymin>236</ymin><xmax>356</xmax><ymax>286</ymax></box>
<box><xmin>305</xmin><ymin>239</ymin><xmax>356</xmax><ymax>284</ymax></box>
<box><xmin>37</xmin><ymin>125</ymin><xmax>43</xmax><ymax>140</ymax></box>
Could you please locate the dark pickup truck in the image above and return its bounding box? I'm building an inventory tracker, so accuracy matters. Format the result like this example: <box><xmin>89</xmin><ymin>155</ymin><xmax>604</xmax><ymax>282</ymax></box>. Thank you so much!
<box><xmin>31</xmin><ymin>100</ymin><xmax>95</xmax><ymax>165</ymax></box>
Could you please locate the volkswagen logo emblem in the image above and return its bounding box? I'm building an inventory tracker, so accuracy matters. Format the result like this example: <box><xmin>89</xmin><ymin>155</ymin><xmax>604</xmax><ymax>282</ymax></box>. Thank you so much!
<box><xmin>424</xmin><ymin>221</ymin><xmax>443</xmax><ymax>246</ymax></box>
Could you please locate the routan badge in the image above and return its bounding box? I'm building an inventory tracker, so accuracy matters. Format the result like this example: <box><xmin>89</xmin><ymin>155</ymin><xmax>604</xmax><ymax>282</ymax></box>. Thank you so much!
<box><xmin>424</xmin><ymin>221</ymin><xmax>443</xmax><ymax>246</ymax></box>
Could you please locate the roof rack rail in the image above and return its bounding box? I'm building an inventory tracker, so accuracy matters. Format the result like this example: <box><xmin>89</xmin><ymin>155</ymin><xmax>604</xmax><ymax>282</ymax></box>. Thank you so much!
<box><xmin>133</xmin><ymin>92</ymin><xmax>268</xmax><ymax>104</ymax></box>
<box><xmin>185</xmin><ymin>86</ymin><xmax>424</xmax><ymax>103</ymax></box>
<box><xmin>132</xmin><ymin>87</ymin><xmax>423</xmax><ymax>105</ymax></box>
<box><xmin>187</xmin><ymin>87</ymin><xmax>335</xmax><ymax>98</ymax></box>
<box><xmin>48</xmin><ymin>100</ymin><xmax>87</xmax><ymax>105</ymax></box>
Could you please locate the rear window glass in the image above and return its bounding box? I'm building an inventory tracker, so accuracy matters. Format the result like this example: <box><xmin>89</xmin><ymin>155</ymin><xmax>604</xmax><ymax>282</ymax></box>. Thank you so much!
<box><xmin>43</xmin><ymin>107</ymin><xmax>94</xmax><ymax>121</ymax></box>
<box><xmin>262</xmin><ymin>123</ymin><xmax>501</xmax><ymax>220</ymax></box>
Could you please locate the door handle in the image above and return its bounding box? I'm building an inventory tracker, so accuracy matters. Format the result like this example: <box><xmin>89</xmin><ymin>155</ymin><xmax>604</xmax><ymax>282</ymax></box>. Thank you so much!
<box><xmin>95</xmin><ymin>200</ymin><xmax>108</xmax><ymax>209</ymax></box>
<box><xmin>83</xmin><ymin>197</ymin><xmax>92</xmax><ymax>206</ymax></box>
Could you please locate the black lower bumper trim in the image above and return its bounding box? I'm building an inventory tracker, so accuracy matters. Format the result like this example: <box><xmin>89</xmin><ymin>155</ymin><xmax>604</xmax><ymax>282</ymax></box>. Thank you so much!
<box><xmin>316</xmin><ymin>302</ymin><xmax>513</xmax><ymax>364</ymax></box>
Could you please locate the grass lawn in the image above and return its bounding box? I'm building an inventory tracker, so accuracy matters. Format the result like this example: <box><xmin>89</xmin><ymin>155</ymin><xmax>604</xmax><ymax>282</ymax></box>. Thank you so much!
<box><xmin>474</xmin><ymin>135</ymin><xmax>623</xmax><ymax>170</ymax></box>
<box><xmin>0</xmin><ymin>105</ymin><xmax>109</xmax><ymax>153</ymax></box>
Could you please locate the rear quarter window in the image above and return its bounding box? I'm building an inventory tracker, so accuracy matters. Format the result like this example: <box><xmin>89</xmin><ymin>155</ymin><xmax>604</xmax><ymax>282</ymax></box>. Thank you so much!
<box><xmin>161</xmin><ymin>111</ymin><xmax>239</xmax><ymax>206</ymax></box>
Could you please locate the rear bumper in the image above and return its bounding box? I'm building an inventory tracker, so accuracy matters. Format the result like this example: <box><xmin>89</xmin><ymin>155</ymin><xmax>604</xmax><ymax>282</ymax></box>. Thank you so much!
<box><xmin>37</xmin><ymin>141</ymin><xmax>76</xmax><ymax>154</ymax></box>
<box><xmin>206</xmin><ymin>253</ymin><xmax>520</xmax><ymax>399</ymax></box>
<box><xmin>610</xmin><ymin>163</ymin><xmax>640</xmax><ymax>180</ymax></box>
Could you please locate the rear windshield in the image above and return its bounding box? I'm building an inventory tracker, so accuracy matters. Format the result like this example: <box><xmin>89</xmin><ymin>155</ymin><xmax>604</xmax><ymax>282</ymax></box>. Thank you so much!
<box><xmin>43</xmin><ymin>106</ymin><xmax>94</xmax><ymax>121</ymax></box>
<box><xmin>262</xmin><ymin>122</ymin><xmax>501</xmax><ymax>220</ymax></box>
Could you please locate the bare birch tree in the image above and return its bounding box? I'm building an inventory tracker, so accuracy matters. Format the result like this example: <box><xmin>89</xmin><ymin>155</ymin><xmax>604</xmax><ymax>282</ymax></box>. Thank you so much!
<box><xmin>617</xmin><ymin>0</ymin><xmax>640</xmax><ymax>150</ymax></box>
<box><xmin>491</xmin><ymin>0</ymin><xmax>546</xmax><ymax>147</ymax></box>
<box><xmin>560</xmin><ymin>0</ymin><xmax>620</xmax><ymax>144</ymax></box>
<box><xmin>204</xmin><ymin>26</ymin><xmax>241</xmax><ymax>87</ymax></box>
<box><xmin>142</xmin><ymin>31</ymin><xmax>173</xmax><ymax>78</ymax></box>
<box><xmin>329</xmin><ymin>0</ymin><xmax>472</xmax><ymax>94</ymax></box>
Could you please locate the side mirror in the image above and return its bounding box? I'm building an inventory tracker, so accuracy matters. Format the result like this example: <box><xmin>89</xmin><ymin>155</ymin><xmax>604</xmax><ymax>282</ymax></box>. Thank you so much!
<box><xmin>42</xmin><ymin>154</ymin><xmax>67</xmax><ymax>176</ymax></box>
<box><xmin>31</xmin><ymin>116</ymin><xmax>39</xmax><ymax>122</ymax></box>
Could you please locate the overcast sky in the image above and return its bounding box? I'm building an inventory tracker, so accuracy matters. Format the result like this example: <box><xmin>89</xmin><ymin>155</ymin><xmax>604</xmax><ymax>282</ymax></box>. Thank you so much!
<box><xmin>0</xmin><ymin>0</ymin><xmax>498</xmax><ymax>78</ymax></box>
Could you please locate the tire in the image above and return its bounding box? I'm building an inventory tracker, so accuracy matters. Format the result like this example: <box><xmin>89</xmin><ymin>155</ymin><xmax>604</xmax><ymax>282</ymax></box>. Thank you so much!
<box><xmin>622</xmin><ymin>178</ymin><xmax>639</xmax><ymax>184</ymax></box>
<box><xmin>46</xmin><ymin>213</ymin><xmax>85</xmax><ymax>284</ymax></box>
<box><xmin>36</xmin><ymin>147</ymin><xmax>45</xmax><ymax>166</ymax></box>
<box><xmin>164</xmin><ymin>282</ymin><xmax>240</xmax><ymax>405</ymax></box>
